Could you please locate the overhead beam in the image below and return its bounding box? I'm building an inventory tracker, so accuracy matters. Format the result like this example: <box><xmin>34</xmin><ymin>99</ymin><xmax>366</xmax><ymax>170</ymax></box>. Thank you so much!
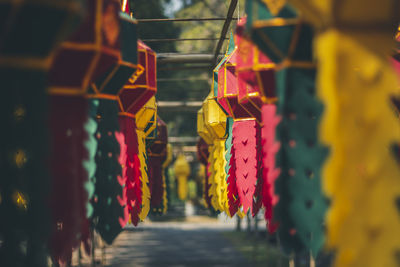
<box><xmin>168</xmin><ymin>136</ymin><xmax>198</xmax><ymax>143</ymax></box>
<box><xmin>213</xmin><ymin>0</ymin><xmax>238</xmax><ymax>67</ymax></box>
<box><xmin>157</xmin><ymin>53</ymin><xmax>215</xmax><ymax>64</ymax></box>
<box><xmin>157</xmin><ymin>101</ymin><xmax>202</xmax><ymax>108</ymax></box>
<box><xmin>158</xmin><ymin>64</ymin><xmax>211</xmax><ymax>71</ymax></box>
<box><xmin>137</xmin><ymin>17</ymin><xmax>238</xmax><ymax>23</ymax></box>
<box><xmin>142</xmin><ymin>37</ymin><xmax>226</xmax><ymax>43</ymax></box>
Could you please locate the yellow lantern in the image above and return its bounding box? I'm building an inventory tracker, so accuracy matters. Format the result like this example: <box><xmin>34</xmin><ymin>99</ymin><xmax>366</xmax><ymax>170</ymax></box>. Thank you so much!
<box><xmin>197</xmin><ymin>107</ymin><xmax>213</xmax><ymax>145</ymax></box>
<box><xmin>203</xmin><ymin>92</ymin><xmax>227</xmax><ymax>139</ymax></box>
<box><xmin>173</xmin><ymin>154</ymin><xmax>191</xmax><ymax>201</ymax></box>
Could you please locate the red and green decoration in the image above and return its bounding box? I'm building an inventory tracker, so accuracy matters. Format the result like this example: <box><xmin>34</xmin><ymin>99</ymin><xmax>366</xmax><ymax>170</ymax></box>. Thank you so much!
<box><xmin>0</xmin><ymin>1</ymin><xmax>85</xmax><ymax>266</ymax></box>
<box><xmin>87</xmin><ymin>2</ymin><xmax>139</xmax><ymax>245</ymax></box>
<box><xmin>215</xmin><ymin>34</ymin><xmax>262</xmax><ymax>217</ymax></box>
<box><xmin>117</xmin><ymin>39</ymin><xmax>157</xmax><ymax>226</ymax></box>
<box><xmin>246</xmin><ymin>0</ymin><xmax>328</xmax><ymax>257</ymax></box>
<box><xmin>148</xmin><ymin>117</ymin><xmax>168</xmax><ymax>215</ymax></box>
<box><xmin>47</xmin><ymin>0</ymin><xmax>125</xmax><ymax>262</ymax></box>
<box><xmin>236</xmin><ymin>17</ymin><xmax>279</xmax><ymax>232</ymax></box>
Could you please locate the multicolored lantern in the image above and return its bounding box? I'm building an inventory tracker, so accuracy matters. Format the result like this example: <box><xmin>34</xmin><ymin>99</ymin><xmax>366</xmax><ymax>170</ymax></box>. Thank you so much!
<box><xmin>246</xmin><ymin>0</ymin><xmax>328</xmax><ymax>257</ymax></box>
<box><xmin>236</xmin><ymin>17</ymin><xmax>276</xmax><ymax>123</ymax></box>
<box><xmin>148</xmin><ymin>117</ymin><xmax>168</xmax><ymax>215</ymax></box>
<box><xmin>236</xmin><ymin>16</ymin><xmax>280</xmax><ymax>232</ymax></box>
<box><xmin>203</xmin><ymin>93</ymin><xmax>228</xmax><ymax>213</ymax></box>
<box><xmin>288</xmin><ymin>0</ymin><xmax>400</xmax><ymax>265</ymax></box>
<box><xmin>215</xmin><ymin>35</ymin><xmax>262</xmax><ymax>217</ymax></box>
<box><xmin>117</xmin><ymin>39</ymin><xmax>157</xmax><ymax>226</ymax></box>
<box><xmin>0</xmin><ymin>1</ymin><xmax>84</xmax><ymax>265</ymax></box>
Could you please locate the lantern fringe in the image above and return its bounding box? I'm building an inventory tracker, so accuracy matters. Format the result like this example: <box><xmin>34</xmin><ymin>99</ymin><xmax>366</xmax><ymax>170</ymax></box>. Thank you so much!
<box><xmin>252</xmin><ymin>123</ymin><xmax>263</xmax><ymax>217</ymax></box>
<box><xmin>48</xmin><ymin>95</ymin><xmax>89</xmax><ymax>263</ymax></box>
<box><xmin>261</xmin><ymin>104</ymin><xmax>280</xmax><ymax>233</ymax></box>
<box><xmin>232</xmin><ymin>120</ymin><xmax>258</xmax><ymax>215</ymax></box>
<box><xmin>317</xmin><ymin>31</ymin><xmax>400</xmax><ymax>267</ymax></box>
<box><xmin>137</xmin><ymin>130</ymin><xmax>151</xmax><ymax>220</ymax></box>
<box><xmin>91</xmin><ymin>99</ymin><xmax>124</xmax><ymax>245</ymax></box>
<box><xmin>118</xmin><ymin>116</ymin><xmax>142</xmax><ymax>226</ymax></box>
<box><xmin>204</xmin><ymin>158</ymin><xmax>213</xmax><ymax>209</ymax></box>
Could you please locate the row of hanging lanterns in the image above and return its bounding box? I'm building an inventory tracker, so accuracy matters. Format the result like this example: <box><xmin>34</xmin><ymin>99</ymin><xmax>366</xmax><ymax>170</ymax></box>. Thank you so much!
<box><xmin>0</xmin><ymin>0</ymin><xmax>175</xmax><ymax>265</ymax></box>
<box><xmin>197</xmin><ymin>0</ymin><xmax>400</xmax><ymax>266</ymax></box>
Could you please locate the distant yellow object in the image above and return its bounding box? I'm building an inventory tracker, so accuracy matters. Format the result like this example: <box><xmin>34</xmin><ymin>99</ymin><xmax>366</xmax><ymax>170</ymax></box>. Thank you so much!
<box><xmin>174</xmin><ymin>154</ymin><xmax>191</xmax><ymax>201</ymax></box>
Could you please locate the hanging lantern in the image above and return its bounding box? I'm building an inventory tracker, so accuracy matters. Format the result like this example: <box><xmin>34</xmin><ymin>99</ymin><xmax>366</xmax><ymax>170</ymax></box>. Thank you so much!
<box><xmin>136</xmin><ymin>97</ymin><xmax>157</xmax><ymax>221</ymax></box>
<box><xmin>118</xmin><ymin>40</ymin><xmax>157</xmax><ymax>115</ymax></box>
<box><xmin>203</xmin><ymin>93</ymin><xmax>229</xmax><ymax>213</ymax></box>
<box><xmin>236</xmin><ymin>17</ymin><xmax>276</xmax><ymax>123</ymax></box>
<box><xmin>214</xmin><ymin>35</ymin><xmax>262</xmax><ymax>217</ymax></box>
<box><xmin>197</xmin><ymin>108</ymin><xmax>213</xmax><ymax>145</ymax></box>
<box><xmin>174</xmin><ymin>155</ymin><xmax>191</xmax><ymax>201</ymax></box>
<box><xmin>49</xmin><ymin>0</ymin><xmax>122</xmax><ymax>95</ymax></box>
<box><xmin>148</xmin><ymin>117</ymin><xmax>168</xmax><ymax>215</ymax></box>
<box><xmin>0</xmin><ymin>1</ymin><xmax>84</xmax><ymax>266</ymax></box>
<box><xmin>116</xmin><ymin>39</ymin><xmax>157</xmax><ymax>226</ymax></box>
<box><xmin>245</xmin><ymin>1</ymin><xmax>329</xmax><ymax>257</ymax></box>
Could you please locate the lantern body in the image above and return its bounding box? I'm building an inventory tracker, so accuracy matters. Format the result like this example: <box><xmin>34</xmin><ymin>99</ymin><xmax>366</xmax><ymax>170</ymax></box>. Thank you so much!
<box><xmin>197</xmin><ymin>138</ymin><xmax>209</xmax><ymax>166</ymax></box>
<box><xmin>92</xmin><ymin>12</ymin><xmax>139</xmax><ymax>95</ymax></box>
<box><xmin>136</xmin><ymin>96</ymin><xmax>157</xmax><ymax>132</ymax></box>
<box><xmin>197</xmin><ymin>108</ymin><xmax>213</xmax><ymax>145</ymax></box>
<box><xmin>236</xmin><ymin>17</ymin><xmax>276</xmax><ymax>123</ymax></box>
<box><xmin>217</xmin><ymin>41</ymin><xmax>251</xmax><ymax>119</ymax></box>
<box><xmin>49</xmin><ymin>0</ymin><xmax>121</xmax><ymax>94</ymax></box>
<box><xmin>203</xmin><ymin>93</ymin><xmax>227</xmax><ymax>139</ymax></box>
<box><xmin>148</xmin><ymin>117</ymin><xmax>168</xmax><ymax>157</ymax></box>
<box><xmin>118</xmin><ymin>40</ymin><xmax>156</xmax><ymax>115</ymax></box>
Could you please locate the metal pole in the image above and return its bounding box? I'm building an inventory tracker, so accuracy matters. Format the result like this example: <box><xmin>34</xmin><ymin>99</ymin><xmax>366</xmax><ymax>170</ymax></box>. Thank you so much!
<box><xmin>213</xmin><ymin>0</ymin><xmax>238</xmax><ymax>67</ymax></box>
<box><xmin>137</xmin><ymin>17</ymin><xmax>238</xmax><ymax>22</ymax></box>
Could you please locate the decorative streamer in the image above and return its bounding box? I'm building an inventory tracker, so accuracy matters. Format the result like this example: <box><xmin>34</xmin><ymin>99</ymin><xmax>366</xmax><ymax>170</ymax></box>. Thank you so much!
<box><xmin>236</xmin><ymin>16</ymin><xmax>279</xmax><ymax>231</ymax></box>
<box><xmin>47</xmin><ymin>0</ymin><xmax>123</xmax><ymax>262</ymax></box>
<box><xmin>0</xmin><ymin>1</ymin><xmax>83</xmax><ymax>266</ymax></box>
<box><xmin>246</xmin><ymin>1</ymin><xmax>328</xmax><ymax>256</ymax></box>
<box><xmin>288</xmin><ymin>0</ymin><xmax>400</xmax><ymax>265</ymax></box>
<box><xmin>91</xmin><ymin>99</ymin><xmax>125</xmax><ymax>245</ymax></box>
<box><xmin>148</xmin><ymin>117</ymin><xmax>168</xmax><ymax>215</ymax></box>
<box><xmin>117</xmin><ymin>39</ymin><xmax>157</xmax><ymax>225</ymax></box>
<box><xmin>215</xmin><ymin>35</ymin><xmax>260</xmax><ymax>216</ymax></box>
<box><xmin>136</xmin><ymin>97</ymin><xmax>157</xmax><ymax>221</ymax></box>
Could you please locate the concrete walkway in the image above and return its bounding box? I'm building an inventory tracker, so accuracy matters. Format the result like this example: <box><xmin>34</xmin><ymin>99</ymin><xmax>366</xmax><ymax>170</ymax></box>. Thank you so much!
<box><xmin>102</xmin><ymin>217</ymin><xmax>250</xmax><ymax>267</ymax></box>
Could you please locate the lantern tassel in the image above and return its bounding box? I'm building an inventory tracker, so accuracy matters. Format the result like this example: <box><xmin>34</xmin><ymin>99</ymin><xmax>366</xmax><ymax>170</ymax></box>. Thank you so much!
<box><xmin>232</xmin><ymin>120</ymin><xmax>258</xmax><ymax>215</ymax></box>
<box><xmin>118</xmin><ymin>116</ymin><xmax>142</xmax><ymax>226</ymax></box>
<box><xmin>137</xmin><ymin>129</ymin><xmax>151</xmax><ymax>220</ymax></box>
<box><xmin>261</xmin><ymin>104</ymin><xmax>280</xmax><ymax>233</ymax></box>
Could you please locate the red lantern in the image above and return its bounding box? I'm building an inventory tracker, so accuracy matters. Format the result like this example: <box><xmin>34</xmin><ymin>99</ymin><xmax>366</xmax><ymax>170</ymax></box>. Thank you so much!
<box><xmin>236</xmin><ymin>17</ymin><xmax>276</xmax><ymax>123</ymax></box>
<box><xmin>117</xmin><ymin>40</ymin><xmax>157</xmax><ymax>226</ymax></box>
<box><xmin>47</xmin><ymin>0</ymin><xmax>122</xmax><ymax>262</ymax></box>
<box><xmin>215</xmin><ymin>35</ymin><xmax>262</xmax><ymax>216</ymax></box>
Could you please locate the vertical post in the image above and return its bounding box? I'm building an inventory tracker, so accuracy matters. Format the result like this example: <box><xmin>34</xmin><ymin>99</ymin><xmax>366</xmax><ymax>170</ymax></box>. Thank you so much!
<box><xmin>246</xmin><ymin>213</ymin><xmax>251</xmax><ymax>233</ymax></box>
<box><xmin>78</xmin><ymin>246</ymin><xmax>82</xmax><ymax>267</ymax></box>
<box><xmin>91</xmin><ymin>228</ymin><xmax>95</xmax><ymax>267</ymax></box>
<box><xmin>236</xmin><ymin>215</ymin><xmax>242</xmax><ymax>231</ymax></box>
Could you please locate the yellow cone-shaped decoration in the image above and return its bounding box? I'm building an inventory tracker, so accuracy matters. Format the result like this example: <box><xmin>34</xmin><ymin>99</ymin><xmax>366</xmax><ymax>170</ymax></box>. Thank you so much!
<box><xmin>203</xmin><ymin>93</ymin><xmax>229</xmax><ymax>213</ymax></box>
<box><xmin>173</xmin><ymin>154</ymin><xmax>191</xmax><ymax>201</ymax></box>
<box><xmin>288</xmin><ymin>1</ymin><xmax>400</xmax><ymax>266</ymax></box>
<box><xmin>136</xmin><ymin>96</ymin><xmax>157</xmax><ymax>221</ymax></box>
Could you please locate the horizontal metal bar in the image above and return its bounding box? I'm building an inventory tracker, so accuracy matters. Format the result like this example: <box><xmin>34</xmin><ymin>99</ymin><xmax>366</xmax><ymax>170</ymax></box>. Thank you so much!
<box><xmin>158</xmin><ymin>64</ymin><xmax>211</xmax><ymax>71</ymax></box>
<box><xmin>137</xmin><ymin>17</ymin><xmax>238</xmax><ymax>23</ymax></box>
<box><xmin>157</xmin><ymin>101</ymin><xmax>203</xmax><ymax>108</ymax></box>
<box><xmin>142</xmin><ymin>37</ymin><xmax>226</xmax><ymax>43</ymax></box>
<box><xmin>157</xmin><ymin>78</ymin><xmax>209</xmax><ymax>82</ymax></box>
<box><xmin>157</xmin><ymin>53</ymin><xmax>215</xmax><ymax>64</ymax></box>
<box><xmin>168</xmin><ymin>137</ymin><xmax>199</xmax><ymax>143</ymax></box>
